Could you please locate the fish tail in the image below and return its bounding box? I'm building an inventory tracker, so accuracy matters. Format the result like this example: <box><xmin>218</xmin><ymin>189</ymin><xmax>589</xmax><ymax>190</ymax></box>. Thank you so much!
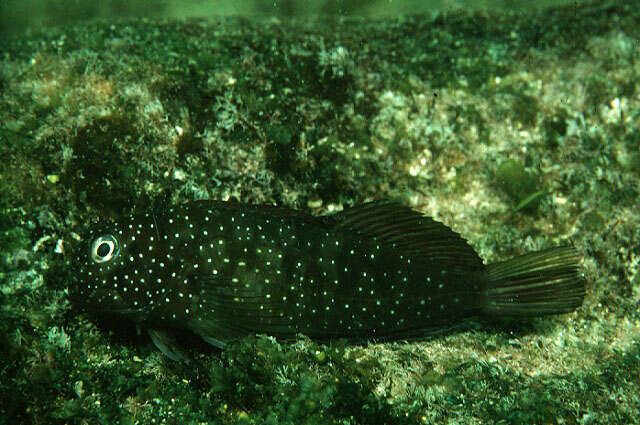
<box><xmin>483</xmin><ymin>246</ymin><xmax>585</xmax><ymax>316</ymax></box>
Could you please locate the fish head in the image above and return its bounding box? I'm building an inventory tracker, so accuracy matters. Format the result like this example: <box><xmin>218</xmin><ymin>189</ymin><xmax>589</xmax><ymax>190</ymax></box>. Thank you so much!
<box><xmin>71</xmin><ymin>216</ymin><xmax>156</xmax><ymax>319</ymax></box>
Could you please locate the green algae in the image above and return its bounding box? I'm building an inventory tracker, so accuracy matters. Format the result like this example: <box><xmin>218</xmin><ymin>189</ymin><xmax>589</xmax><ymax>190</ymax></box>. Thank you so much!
<box><xmin>495</xmin><ymin>159</ymin><xmax>543</xmax><ymax>212</ymax></box>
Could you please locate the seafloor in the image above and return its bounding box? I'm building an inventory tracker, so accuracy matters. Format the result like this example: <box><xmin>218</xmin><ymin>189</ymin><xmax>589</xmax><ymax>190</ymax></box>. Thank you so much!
<box><xmin>1</xmin><ymin>0</ymin><xmax>639</xmax><ymax>423</ymax></box>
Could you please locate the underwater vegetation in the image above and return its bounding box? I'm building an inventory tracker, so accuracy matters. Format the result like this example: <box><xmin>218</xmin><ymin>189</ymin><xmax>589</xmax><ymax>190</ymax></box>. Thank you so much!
<box><xmin>1</xmin><ymin>0</ymin><xmax>639</xmax><ymax>423</ymax></box>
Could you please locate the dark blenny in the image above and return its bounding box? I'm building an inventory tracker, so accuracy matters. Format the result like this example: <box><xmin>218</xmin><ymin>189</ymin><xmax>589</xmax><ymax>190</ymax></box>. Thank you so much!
<box><xmin>72</xmin><ymin>201</ymin><xmax>585</xmax><ymax>360</ymax></box>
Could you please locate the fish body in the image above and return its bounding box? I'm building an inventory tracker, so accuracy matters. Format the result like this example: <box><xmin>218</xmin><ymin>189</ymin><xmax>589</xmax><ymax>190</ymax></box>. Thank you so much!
<box><xmin>72</xmin><ymin>201</ymin><xmax>585</xmax><ymax>356</ymax></box>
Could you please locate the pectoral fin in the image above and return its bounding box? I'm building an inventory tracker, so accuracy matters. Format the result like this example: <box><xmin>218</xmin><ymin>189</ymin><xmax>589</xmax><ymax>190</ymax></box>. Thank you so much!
<box><xmin>148</xmin><ymin>328</ymin><xmax>191</xmax><ymax>363</ymax></box>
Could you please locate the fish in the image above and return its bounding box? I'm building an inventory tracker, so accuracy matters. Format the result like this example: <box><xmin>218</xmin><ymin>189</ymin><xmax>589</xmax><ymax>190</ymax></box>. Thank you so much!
<box><xmin>71</xmin><ymin>200</ymin><xmax>585</xmax><ymax>360</ymax></box>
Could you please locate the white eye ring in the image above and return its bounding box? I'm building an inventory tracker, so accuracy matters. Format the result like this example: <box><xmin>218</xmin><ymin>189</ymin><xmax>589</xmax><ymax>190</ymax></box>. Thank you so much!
<box><xmin>91</xmin><ymin>235</ymin><xmax>119</xmax><ymax>263</ymax></box>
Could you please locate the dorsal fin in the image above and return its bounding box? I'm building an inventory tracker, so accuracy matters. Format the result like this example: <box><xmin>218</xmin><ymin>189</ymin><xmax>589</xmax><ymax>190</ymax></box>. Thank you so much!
<box><xmin>330</xmin><ymin>201</ymin><xmax>484</xmax><ymax>270</ymax></box>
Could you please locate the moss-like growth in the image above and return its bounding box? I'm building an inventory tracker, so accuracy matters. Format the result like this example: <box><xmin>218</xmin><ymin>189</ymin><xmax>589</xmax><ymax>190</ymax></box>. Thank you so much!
<box><xmin>204</xmin><ymin>336</ymin><xmax>414</xmax><ymax>424</ymax></box>
<box><xmin>68</xmin><ymin>117</ymin><xmax>140</xmax><ymax>216</ymax></box>
<box><xmin>581</xmin><ymin>210</ymin><xmax>605</xmax><ymax>231</ymax></box>
<box><xmin>495</xmin><ymin>159</ymin><xmax>544</xmax><ymax>212</ymax></box>
<box><xmin>542</xmin><ymin>107</ymin><xmax>569</xmax><ymax>149</ymax></box>
<box><xmin>511</xmin><ymin>92</ymin><xmax>539</xmax><ymax>127</ymax></box>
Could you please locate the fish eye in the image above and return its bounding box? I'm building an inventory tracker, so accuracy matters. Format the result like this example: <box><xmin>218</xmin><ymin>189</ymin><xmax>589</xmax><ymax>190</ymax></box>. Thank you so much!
<box><xmin>91</xmin><ymin>234</ymin><xmax>119</xmax><ymax>263</ymax></box>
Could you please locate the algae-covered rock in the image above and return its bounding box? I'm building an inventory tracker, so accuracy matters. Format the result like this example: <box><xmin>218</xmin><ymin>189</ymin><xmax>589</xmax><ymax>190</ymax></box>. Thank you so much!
<box><xmin>495</xmin><ymin>159</ymin><xmax>544</xmax><ymax>212</ymax></box>
<box><xmin>582</xmin><ymin>210</ymin><xmax>605</xmax><ymax>231</ymax></box>
<box><xmin>2</xmin><ymin>1</ymin><xmax>640</xmax><ymax>424</ymax></box>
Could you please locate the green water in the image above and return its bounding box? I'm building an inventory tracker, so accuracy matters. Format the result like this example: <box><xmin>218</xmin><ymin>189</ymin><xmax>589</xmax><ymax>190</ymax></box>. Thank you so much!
<box><xmin>1</xmin><ymin>0</ymin><xmax>583</xmax><ymax>35</ymax></box>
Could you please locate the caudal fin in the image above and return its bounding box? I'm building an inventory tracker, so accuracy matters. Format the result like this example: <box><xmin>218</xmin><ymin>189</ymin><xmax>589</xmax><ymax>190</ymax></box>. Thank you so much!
<box><xmin>483</xmin><ymin>246</ymin><xmax>585</xmax><ymax>316</ymax></box>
